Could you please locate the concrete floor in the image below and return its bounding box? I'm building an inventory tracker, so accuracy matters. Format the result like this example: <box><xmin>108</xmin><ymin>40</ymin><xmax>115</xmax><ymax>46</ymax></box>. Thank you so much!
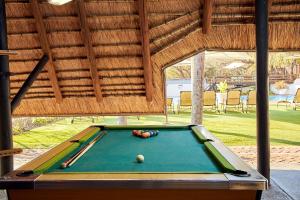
<box><xmin>1</xmin><ymin>170</ymin><xmax>299</xmax><ymax>200</ymax></box>
<box><xmin>262</xmin><ymin>180</ymin><xmax>293</xmax><ymax>200</ymax></box>
<box><xmin>259</xmin><ymin>170</ymin><xmax>299</xmax><ymax>200</ymax></box>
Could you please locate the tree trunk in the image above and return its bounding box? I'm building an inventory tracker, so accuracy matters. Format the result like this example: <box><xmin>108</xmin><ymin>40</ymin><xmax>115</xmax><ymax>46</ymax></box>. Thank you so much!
<box><xmin>117</xmin><ymin>116</ymin><xmax>128</xmax><ymax>125</ymax></box>
<box><xmin>191</xmin><ymin>52</ymin><xmax>205</xmax><ymax>125</ymax></box>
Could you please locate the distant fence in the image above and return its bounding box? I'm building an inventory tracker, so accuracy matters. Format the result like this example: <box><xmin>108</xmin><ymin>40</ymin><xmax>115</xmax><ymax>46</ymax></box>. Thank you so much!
<box><xmin>207</xmin><ymin>74</ymin><xmax>295</xmax><ymax>86</ymax></box>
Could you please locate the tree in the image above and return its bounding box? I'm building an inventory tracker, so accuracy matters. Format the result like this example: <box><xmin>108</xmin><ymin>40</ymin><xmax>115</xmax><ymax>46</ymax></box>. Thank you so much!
<box><xmin>165</xmin><ymin>65</ymin><xmax>191</xmax><ymax>80</ymax></box>
<box><xmin>191</xmin><ymin>53</ymin><xmax>205</xmax><ymax>125</ymax></box>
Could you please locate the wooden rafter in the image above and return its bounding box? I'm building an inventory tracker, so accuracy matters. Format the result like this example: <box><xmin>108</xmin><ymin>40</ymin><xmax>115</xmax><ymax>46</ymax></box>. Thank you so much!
<box><xmin>76</xmin><ymin>0</ymin><xmax>102</xmax><ymax>102</ymax></box>
<box><xmin>31</xmin><ymin>0</ymin><xmax>63</xmax><ymax>102</ymax></box>
<box><xmin>202</xmin><ymin>0</ymin><xmax>214</xmax><ymax>34</ymax></box>
<box><xmin>138</xmin><ymin>0</ymin><xmax>153</xmax><ymax>102</ymax></box>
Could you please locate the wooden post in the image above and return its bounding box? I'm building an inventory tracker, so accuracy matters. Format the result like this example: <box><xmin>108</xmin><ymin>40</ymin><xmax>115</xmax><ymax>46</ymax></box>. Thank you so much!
<box><xmin>163</xmin><ymin>72</ymin><xmax>169</xmax><ymax>124</ymax></box>
<box><xmin>191</xmin><ymin>52</ymin><xmax>205</xmax><ymax>125</ymax></box>
<box><xmin>117</xmin><ymin>116</ymin><xmax>128</xmax><ymax>125</ymax></box>
<box><xmin>255</xmin><ymin>0</ymin><xmax>270</xmax><ymax>182</ymax></box>
<box><xmin>0</xmin><ymin>0</ymin><xmax>13</xmax><ymax>175</ymax></box>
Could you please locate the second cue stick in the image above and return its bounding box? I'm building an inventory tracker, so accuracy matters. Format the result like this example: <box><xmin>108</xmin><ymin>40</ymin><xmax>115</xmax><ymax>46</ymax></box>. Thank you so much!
<box><xmin>61</xmin><ymin>131</ymin><xmax>107</xmax><ymax>169</ymax></box>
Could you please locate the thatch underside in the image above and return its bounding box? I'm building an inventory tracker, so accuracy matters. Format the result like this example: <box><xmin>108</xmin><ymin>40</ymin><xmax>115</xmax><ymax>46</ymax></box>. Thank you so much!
<box><xmin>5</xmin><ymin>0</ymin><xmax>300</xmax><ymax>116</ymax></box>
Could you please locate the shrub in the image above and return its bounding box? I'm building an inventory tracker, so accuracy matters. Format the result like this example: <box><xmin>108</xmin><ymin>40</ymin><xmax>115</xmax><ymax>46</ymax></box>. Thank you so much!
<box><xmin>32</xmin><ymin>117</ymin><xmax>49</xmax><ymax>125</ymax></box>
<box><xmin>12</xmin><ymin>117</ymin><xmax>63</xmax><ymax>135</ymax></box>
<box><xmin>12</xmin><ymin>125</ymin><xmax>23</xmax><ymax>135</ymax></box>
<box><xmin>12</xmin><ymin>118</ymin><xmax>35</xmax><ymax>135</ymax></box>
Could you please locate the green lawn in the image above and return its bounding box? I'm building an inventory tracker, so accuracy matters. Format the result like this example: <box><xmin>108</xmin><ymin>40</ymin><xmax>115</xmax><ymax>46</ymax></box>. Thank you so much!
<box><xmin>13</xmin><ymin>105</ymin><xmax>300</xmax><ymax>148</ymax></box>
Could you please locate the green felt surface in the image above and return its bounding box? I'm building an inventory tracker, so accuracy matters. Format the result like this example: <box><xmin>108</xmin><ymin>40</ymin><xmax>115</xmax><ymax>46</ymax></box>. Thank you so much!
<box><xmin>47</xmin><ymin>127</ymin><xmax>225</xmax><ymax>174</ymax></box>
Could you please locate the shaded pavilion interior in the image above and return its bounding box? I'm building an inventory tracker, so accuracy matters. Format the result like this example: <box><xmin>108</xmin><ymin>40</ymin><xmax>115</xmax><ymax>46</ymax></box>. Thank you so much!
<box><xmin>4</xmin><ymin>0</ymin><xmax>300</xmax><ymax>116</ymax></box>
<box><xmin>1</xmin><ymin>0</ymin><xmax>300</xmax><ymax>182</ymax></box>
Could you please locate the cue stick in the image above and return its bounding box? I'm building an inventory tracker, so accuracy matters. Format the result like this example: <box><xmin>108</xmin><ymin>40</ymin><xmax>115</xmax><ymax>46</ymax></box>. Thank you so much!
<box><xmin>0</xmin><ymin>148</ymin><xmax>22</xmax><ymax>157</ymax></box>
<box><xmin>60</xmin><ymin>131</ymin><xmax>107</xmax><ymax>169</ymax></box>
<box><xmin>0</xmin><ymin>50</ymin><xmax>18</xmax><ymax>55</ymax></box>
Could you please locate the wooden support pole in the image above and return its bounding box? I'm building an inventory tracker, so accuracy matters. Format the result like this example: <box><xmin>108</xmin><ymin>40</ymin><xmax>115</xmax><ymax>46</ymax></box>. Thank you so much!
<box><xmin>0</xmin><ymin>0</ymin><xmax>13</xmax><ymax>176</ymax></box>
<box><xmin>138</xmin><ymin>0</ymin><xmax>153</xmax><ymax>102</ymax></box>
<box><xmin>163</xmin><ymin>72</ymin><xmax>169</xmax><ymax>124</ymax></box>
<box><xmin>255</xmin><ymin>0</ymin><xmax>270</xmax><ymax>182</ymax></box>
<box><xmin>31</xmin><ymin>0</ymin><xmax>63</xmax><ymax>103</ymax></box>
<box><xmin>191</xmin><ymin>52</ymin><xmax>205</xmax><ymax>125</ymax></box>
<box><xmin>11</xmin><ymin>55</ymin><xmax>49</xmax><ymax>112</ymax></box>
<box><xmin>76</xmin><ymin>0</ymin><xmax>103</xmax><ymax>102</ymax></box>
<box><xmin>202</xmin><ymin>0</ymin><xmax>214</xmax><ymax>34</ymax></box>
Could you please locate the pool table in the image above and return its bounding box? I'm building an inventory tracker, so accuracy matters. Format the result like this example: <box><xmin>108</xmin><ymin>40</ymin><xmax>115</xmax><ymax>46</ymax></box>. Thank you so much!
<box><xmin>0</xmin><ymin>125</ymin><xmax>267</xmax><ymax>200</ymax></box>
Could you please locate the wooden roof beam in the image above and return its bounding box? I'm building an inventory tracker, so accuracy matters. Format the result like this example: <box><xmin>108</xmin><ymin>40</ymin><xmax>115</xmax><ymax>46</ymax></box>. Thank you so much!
<box><xmin>76</xmin><ymin>0</ymin><xmax>102</xmax><ymax>102</ymax></box>
<box><xmin>138</xmin><ymin>0</ymin><xmax>153</xmax><ymax>102</ymax></box>
<box><xmin>31</xmin><ymin>0</ymin><xmax>63</xmax><ymax>103</ymax></box>
<box><xmin>202</xmin><ymin>0</ymin><xmax>214</xmax><ymax>34</ymax></box>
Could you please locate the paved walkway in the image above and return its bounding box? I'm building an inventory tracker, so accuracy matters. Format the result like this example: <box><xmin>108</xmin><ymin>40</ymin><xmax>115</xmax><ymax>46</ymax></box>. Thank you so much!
<box><xmin>230</xmin><ymin>146</ymin><xmax>300</xmax><ymax>170</ymax></box>
<box><xmin>0</xmin><ymin>146</ymin><xmax>299</xmax><ymax>200</ymax></box>
<box><xmin>14</xmin><ymin>149</ymin><xmax>47</xmax><ymax>169</ymax></box>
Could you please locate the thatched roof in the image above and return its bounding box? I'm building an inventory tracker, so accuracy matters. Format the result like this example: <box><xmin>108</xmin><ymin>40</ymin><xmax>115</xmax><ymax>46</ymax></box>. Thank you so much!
<box><xmin>6</xmin><ymin>0</ymin><xmax>300</xmax><ymax>116</ymax></box>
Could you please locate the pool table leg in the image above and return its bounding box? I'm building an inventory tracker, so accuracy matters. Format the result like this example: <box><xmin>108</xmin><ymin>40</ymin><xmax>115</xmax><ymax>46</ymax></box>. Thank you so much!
<box><xmin>256</xmin><ymin>190</ymin><xmax>262</xmax><ymax>200</ymax></box>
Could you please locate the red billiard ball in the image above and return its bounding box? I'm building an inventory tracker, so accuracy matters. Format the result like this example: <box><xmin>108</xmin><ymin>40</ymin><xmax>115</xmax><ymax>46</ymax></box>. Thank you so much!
<box><xmin>132</xmin><ymin>130</ymin><xmax>138</xmax><ymax>135</ymax></box>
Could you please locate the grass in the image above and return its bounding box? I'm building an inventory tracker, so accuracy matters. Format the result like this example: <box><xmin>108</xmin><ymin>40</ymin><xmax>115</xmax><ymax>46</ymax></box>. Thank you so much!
<box><xmin>13</xmin><ymin>105</ymin><xmax>300</xmax><ymax>149</ymax></box>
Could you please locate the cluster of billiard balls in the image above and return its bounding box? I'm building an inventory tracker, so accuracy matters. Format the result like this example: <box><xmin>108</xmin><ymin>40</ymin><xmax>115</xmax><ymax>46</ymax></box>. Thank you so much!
<box><xmin>132</xmin><ymin>130</ymin><xmax>159</xmax><ymax>138</ymax></box>
<box><xmin>132</xmin><ymin>130</ymin><xmax>159</xmax><ymax>163</ymax></box>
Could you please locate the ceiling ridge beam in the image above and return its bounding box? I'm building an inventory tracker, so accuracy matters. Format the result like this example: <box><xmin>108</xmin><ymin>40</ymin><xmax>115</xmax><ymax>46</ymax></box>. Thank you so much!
<box><xmin>155</xmin><ymin>15</ymin><xmax>298</xmax><ymax>56</ymax></box>
<box><xmin>203</xmin><ymin>0</ymin><xmax>214</xmax><ymax>34</ymax></box>
<box><xmin>151</xmin><ymin>19</ymin><xmax>200</xmax><ymax>44</ymax></box>
<box><xmin>31</xmin><ymin>0</ymin><xmax>63</xmax><ymax>103</ymax></box>
<box><xmin>76</xmin><ymin>0</ymin><xmax>103</xmax><ymax>102</ymax></box>
<box><xmin>150</xmin><ymin>10</ymin><xmax>199</xmax><ymax>30</ymax></box>
<box><xmin>153</xmin><ymin>26</ymin><xmax>199</xmax><ymax>56</ymax></box>
<box><xmin>138</xmin><ymin>0</ymin><xmax>153</xmax><ymax>102</ymax></box>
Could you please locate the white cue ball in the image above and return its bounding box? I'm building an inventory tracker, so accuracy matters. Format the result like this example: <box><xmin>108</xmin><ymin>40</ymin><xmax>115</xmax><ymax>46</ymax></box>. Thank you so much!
<box><xmin>136</xmin><ymin>154</ymin><xmax>144</xmax><ymax>163</ymax></box>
